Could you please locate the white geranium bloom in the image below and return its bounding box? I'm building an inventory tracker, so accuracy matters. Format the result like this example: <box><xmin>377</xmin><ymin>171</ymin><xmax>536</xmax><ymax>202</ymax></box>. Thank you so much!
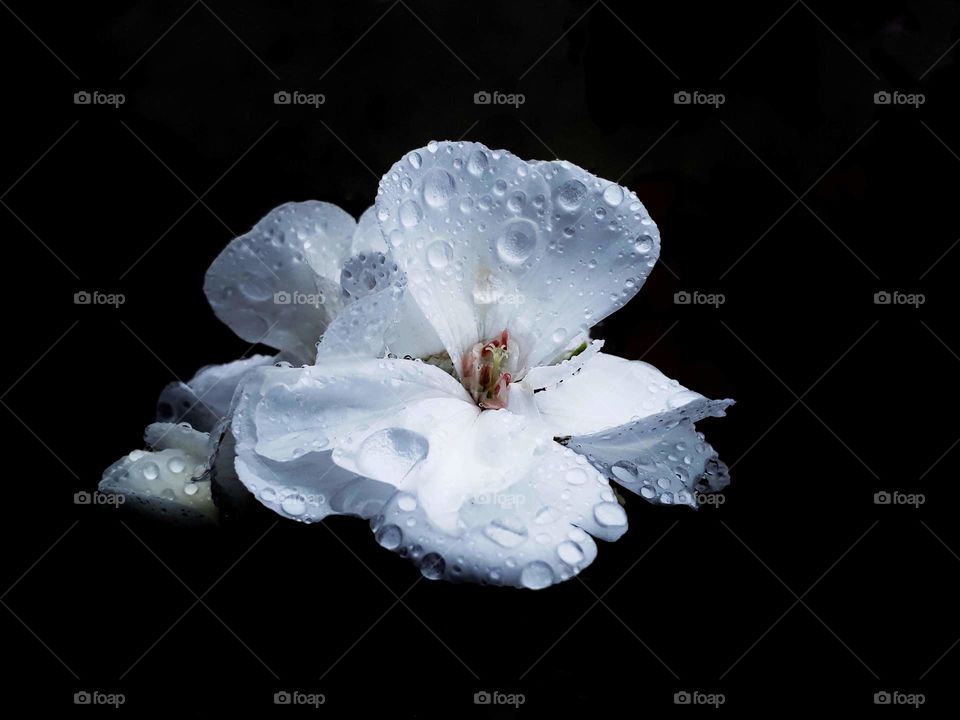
<box><xmin>230</xmin><ymin>141</ymin><xmax>733</xmax><ymax>588</ymax></box>
<box><xmin>101</xmin><ymin>202</ymin><xmax>423</xmax><ymax>522</ymax></box>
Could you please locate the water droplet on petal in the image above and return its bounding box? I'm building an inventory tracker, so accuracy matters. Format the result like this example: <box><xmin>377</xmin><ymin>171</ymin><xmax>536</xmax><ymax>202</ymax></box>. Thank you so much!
<box><xmin>611</xmin><ymin>461</ymin><xmax>639</xmax><ymax>484</ymax></box>
<box><xmin>496</xmin><ymin>224</ymin><xmax>536</xmax><ymax>265</ymax></box>
<box><xmin>602</xmin><ymin>184</ymin><xmax>624</xmax><ymax>206</ymax></box>
<box><xmin>484</xmin><ymin>518</ymin><xmax>528</xmax><ymax>548</ymax></box>
<box><xmin>420</xmin><ymin>552</ymin><xmax>445</xmax><ymax>580</ymax></box>
<box><xmin>426</xmin><ymin>240</ymin><xmax>453</xmax><ymax>269</ymax></box>
<box><xmin>557</xmin><ymin>541</ymin><xmax>585</xmax><ymax>565</ymax></box>
<box><xmin>396</xmin><ymin>492</ymin><xmax>418</xmax><ymax>512</ymax></box>
<box><xmin>467</xmin><ymin>149</ymin><xmax>488</xmax><ymax>176</ymax></box>
<box><xmin>399</xmin><ymin>199</ymin><xmax>423</xmax><ymax>228</ymax></box>
<box><xmin>376</xmin><ymin>524</ymin><xmax>403</xmax><ymax>549</ymax></box>
<box><xmin>557</xmin><ymin>179</ymin><xmax>587</xmax><ymax>211</ymax></box>
<box><xmin>422</xmin><ymin>169</ymin><xmax>456</xmax><ymax>208</ymax></box>
<box><xmin>281</xmin><ymin>494</ymin><xmax>307</xmax><ymax>516</ymax></box>
<box><xmin>594</xmin><ymin>502</ymin><xmax>627</xmax><ymax>527</ymax></box>
<box><xmin>520</xmin><ymin>560</ymin><xmax>555</xmax><ymax>589</ymax></box>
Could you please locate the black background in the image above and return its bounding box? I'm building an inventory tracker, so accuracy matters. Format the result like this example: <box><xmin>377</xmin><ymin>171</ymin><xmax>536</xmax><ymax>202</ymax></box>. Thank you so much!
<box><xmin>1</xmin><ymin>0</ymin><xmax>957</xmax><ymax>715</ymax></box>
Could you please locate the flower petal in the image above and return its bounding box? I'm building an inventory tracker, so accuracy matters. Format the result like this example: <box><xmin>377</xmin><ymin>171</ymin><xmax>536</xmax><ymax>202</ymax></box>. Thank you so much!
<box><xmin>375</xmin><ymin>141</ymin><xmax>660</xmax><ymax>374</ymax></box>
<box><xmin>535</xmin><ymin>351</ymin><xmax>733</xmax><ymax>507</ymax></box>
<box><xmin>204</xmin><ymin>201</ymin><xmax>355</xmax><ymax>361</ymax></box>
<box><xmin>367</xmin><ymin>441</ymin><xmax>621</xmax><ymax>588</ymax></box>
<box><xmin>230</xmin><ymin>359</ymin><xmax>469</xmax><ymax>522</ymax></box>
<box><xmin>535</xmin><ymin>351</ymin><xmax>731</xmax><ymax>437</ymax></box>
<box><xmin>351</xmin><ymin>205</ymin><xmax>388</xmax><ymax>254</ymax></box>
<box><xmin>570</xmin><ymin>416</ymin><xmax>731</xmax><ymax>508</ymax></box>
<box><xmin>99</xmin><ymin>422</ymin><xmax>217</xmax><ymax>524</ymax></box>
<box><xmin>522</xmin><ymin>339</ymin><xmax>604</xmax><ymax>392</ymax></box>
<box><xmin>157</xmin><ymin>354</ymin><xmax>275</xmax><ymax>432</ymax></box>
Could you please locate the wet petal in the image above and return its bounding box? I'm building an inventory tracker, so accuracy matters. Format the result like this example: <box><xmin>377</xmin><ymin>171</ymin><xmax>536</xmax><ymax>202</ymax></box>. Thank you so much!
<box><xmin>522</xmin><ymin>339</ymin><xmax>603</xmax><ymax>392</ymax></box>
<box><xmin>535</xmin><ymin>351</ymin><xmax>731</xmax><ymax>437</ymax></box>
<box><xmin>204</xmin><ymin>201</ymin><xmax>354</xmax><ymax>361</ymax></box>
<box><xmin>157</xmin><ymin>354</ymin><xmax>275</xmax><ymax>432</ymax></box>
<box><xmin>570</xmin><ymin>416</ymin><xmax>731</xmax><ymax>508</ymax></box>
<box><xmin>352</xmin><ymin>205</ymin><xmax>388</xmax><ymax>254</ymax></box>
<box><xmin>375</xmin><ymin>141</ymin><xmax>660</xmax><ymax>374</ymax></box>
<box><xmin>99</xmin><ymin>423</ymin><xmax>217</xmax><ymax>524</ymax></box>
<box><xmin>367</xmin><ymin>440</ymin><xmax>622</xmax><ymax>588</ymax></box>
<box><xmin>230</xmin><ymin>359</ymin><xmax>469</xmax><ymax>523</ymax></box>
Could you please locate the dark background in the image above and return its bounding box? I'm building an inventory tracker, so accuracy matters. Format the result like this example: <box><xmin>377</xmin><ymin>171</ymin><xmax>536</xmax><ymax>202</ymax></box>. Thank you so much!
<box><xmin>1</xmin><ymin>0</ymin><xmax>957</xmax><ymax>715</ymax></box>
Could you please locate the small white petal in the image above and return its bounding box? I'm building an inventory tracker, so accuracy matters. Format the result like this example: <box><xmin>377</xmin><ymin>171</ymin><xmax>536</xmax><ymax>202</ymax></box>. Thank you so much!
<box><xmin>99</xmin><ymin>423</ymin><xmax>217</xmax><ymax>524</ymax></box>
<box><xmin>204</xmin><ymin>201</ymin><xmax>354</xmax><ymax>361</ymax></box>
<box><xmin>157</xmin><ymin>355</ymin><xmax>275</xmax><ymax>432</ymax></box>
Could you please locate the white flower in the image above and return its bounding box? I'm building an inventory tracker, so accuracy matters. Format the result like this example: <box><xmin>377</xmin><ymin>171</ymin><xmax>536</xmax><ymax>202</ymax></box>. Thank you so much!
<box><xmin>229</xmin><ymin>140</ymin><xmax>734</xmax><ymax>588</ymax></box>
<box><xmin>100</xmin><ymin>201</ymin><xmax>422</xmax><ymax>521</ymax></box>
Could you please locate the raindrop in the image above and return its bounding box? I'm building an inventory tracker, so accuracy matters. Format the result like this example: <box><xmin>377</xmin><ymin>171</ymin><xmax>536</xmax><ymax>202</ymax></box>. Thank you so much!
<box><xmin>557</xmin><ymin>179</ymin><xmax>587</xmax><ymax>211</ymax></box>
<box><xmin>520</xmin><ymin>561</ymin><xmax>555</xmax><ymax>589</ymax></box>
<box><xmin>557</xmin><ymin>541</ymin><xmax>585</xmax><ymax>565</ymax></box>
<box><xmin>376</xmin><ymin>524</ymin><xmax>402</xmax><ymax>549</ymax></box>
<box><xmin>594</xmin><ymin>502</ymin><xmax>627</xmax><ymax>527</ymax></box>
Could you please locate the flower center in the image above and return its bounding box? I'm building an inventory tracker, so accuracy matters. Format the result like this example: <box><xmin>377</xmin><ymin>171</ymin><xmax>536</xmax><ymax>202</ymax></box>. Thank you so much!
<box><xmin>461</xmin><ymin>329</ymin><xmax>513</xmax><ymax>409</ymax></box>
